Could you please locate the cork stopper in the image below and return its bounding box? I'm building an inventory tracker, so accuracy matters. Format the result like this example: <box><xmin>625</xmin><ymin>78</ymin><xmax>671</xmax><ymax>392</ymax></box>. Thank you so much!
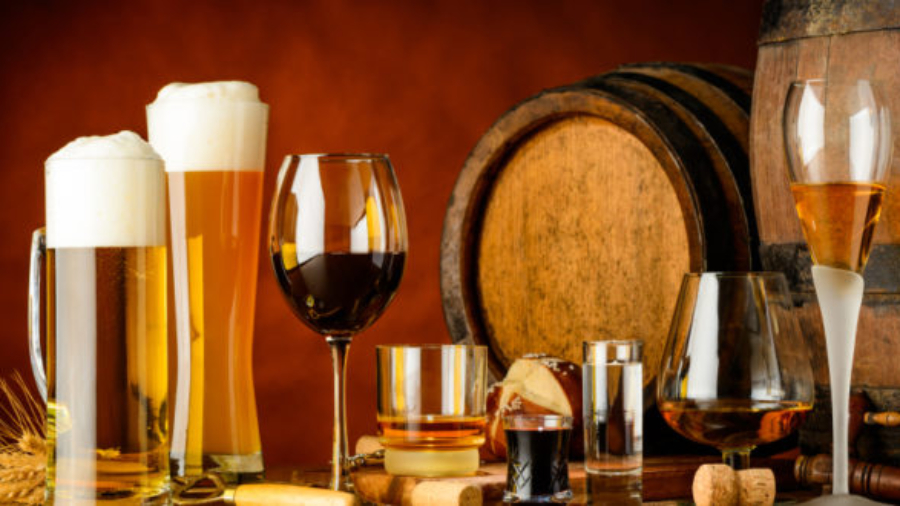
<box><xmin>693</xmin><ymin>464</ymin><xmax>739</xmax><ymax>506</ymax></box>
<box><xmin>692</xmin><ymin>464</ymin><xmax>776</xmax><ymax>506</ymax></box>
<box><xmin>737</xmin><ymin>468</ymin><xmax>775</xmax><ymax>506</ymax></box>
<box><xmin>355</xmin><ymin>435</ymin><xmax>384</xmax><ymax>455</ymax></box>
<box><xmin>406</xmin><ymin>481</ymin><xmax>482</xmax><ymax>506</ymax></box>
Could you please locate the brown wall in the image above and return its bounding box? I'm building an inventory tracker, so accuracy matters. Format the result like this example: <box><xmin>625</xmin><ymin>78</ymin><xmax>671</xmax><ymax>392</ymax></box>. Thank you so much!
<box><xmin>0</xmin><ymin>0</ymin><xmax>762</xmax><ymax>467</ymax></box>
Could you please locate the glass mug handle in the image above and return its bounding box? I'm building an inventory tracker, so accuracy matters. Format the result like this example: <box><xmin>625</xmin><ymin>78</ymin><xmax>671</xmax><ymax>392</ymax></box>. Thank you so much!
<box><xmin>28</xmin><ymin>228</ymin><xmax>47</xmax><ymax>401</ymax></box>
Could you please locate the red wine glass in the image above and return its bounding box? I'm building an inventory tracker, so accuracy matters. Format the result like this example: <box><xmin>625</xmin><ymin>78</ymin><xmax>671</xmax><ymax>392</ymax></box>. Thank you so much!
<box><xmin>268</xmin><ymin>153</ymin><xmax>408</xmax><ymax>490</ymax></box>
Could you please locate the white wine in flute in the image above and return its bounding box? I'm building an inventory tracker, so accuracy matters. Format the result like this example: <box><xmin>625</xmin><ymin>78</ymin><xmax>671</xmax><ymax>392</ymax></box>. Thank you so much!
<box><xmin>791</xmin><ymin>181</ymin><xmax>886</xmax><ymax>272</ymax></box>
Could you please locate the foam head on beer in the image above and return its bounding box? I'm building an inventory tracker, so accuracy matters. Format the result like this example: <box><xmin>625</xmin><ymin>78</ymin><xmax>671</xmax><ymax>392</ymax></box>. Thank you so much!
<box><xmin>147</xmin><ymin>81</ymin><xmax>268</xmax><ymax>172</ymax></box>
<box><xmin>45</xmin><ymin>130</ymin><xmax>166</xmax><ymax>249</ymax></box>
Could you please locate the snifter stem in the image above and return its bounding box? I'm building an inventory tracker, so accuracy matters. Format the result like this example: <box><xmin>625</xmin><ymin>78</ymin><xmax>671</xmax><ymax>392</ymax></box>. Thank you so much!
<box><xmin>723</xmin><ymin>449</ymin><xmax>751</xmax><ymax>470</ymax></box>
<box><xmin>327</xmin><ymin>336</ymin><xmax>352</xmax><ymax>491</ymax></box>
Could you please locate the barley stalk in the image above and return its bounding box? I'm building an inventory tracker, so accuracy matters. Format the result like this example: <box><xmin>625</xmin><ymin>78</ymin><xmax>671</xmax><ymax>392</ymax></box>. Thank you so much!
<box><xmin>0</xmin><ymin>373</ymin><xmax>45</xmax><ymax>505</ymax></box>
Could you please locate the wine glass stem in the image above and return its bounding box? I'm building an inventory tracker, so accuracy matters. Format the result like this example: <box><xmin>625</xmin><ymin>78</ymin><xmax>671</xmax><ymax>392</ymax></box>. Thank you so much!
<box><xmin>327</xmin><ymin>335</ymin><xmax>351</xmax><ymax>491</ymax></box>
<box><xmin>722</xmin><ymin>449</ymin><xmax>751</xmax><ymax>470</ymax></box>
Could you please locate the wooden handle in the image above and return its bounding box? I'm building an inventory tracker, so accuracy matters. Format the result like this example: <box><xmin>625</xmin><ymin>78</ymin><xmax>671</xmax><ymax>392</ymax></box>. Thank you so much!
<box><xmin>864</xmin><ymin>411</ymin><xmax>900</xmax><ymax>427</ymax></box>
<box><xmin>794</xmin><ymin>454</ymin><xmax>900</xmax><ymax>502</ymax></box>
<box><xmin>406</xmin><ymin>481</ymin><xmax>482</xmax><ymax>506</ymax></box>
<box><xmin>232</xmin><ymin>483</ymin><xmax>358</xmax><ymax>506</ymax></box>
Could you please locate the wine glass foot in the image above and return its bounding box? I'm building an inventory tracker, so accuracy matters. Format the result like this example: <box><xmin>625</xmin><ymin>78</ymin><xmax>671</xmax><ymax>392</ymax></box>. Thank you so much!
<box><xmin>802</xmin><ymin>494</ymin><xmax>890</xmax><ymax>505</ymax></box>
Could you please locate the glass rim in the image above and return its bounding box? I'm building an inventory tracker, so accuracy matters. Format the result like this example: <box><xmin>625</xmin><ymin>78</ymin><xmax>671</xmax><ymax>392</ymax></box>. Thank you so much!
<box><xmin>376</xmin><ymin>343</ymin><xmax>487</xmax><ymax>351</ymax></box>
<box><xmin>583</xmin><ymin>339</ymin><xmax>643</xmax><ymax>346</ymax></box>
<box><xmin>146</xmin><ymin>99</ymin><xmax>269</xmax><ymax>108</ymax></box>
<box><xmin>287</xmin><ymin>153</ymin><xmax>390</xmax><ymax>162</ymax></box>
<box><xmin>45</xmin><ymin>156</ymin><xmax>164</xmax><ymax>163</ymax></box>
<box><xmin>502</xmin><ymin>413</ymin><xmax>574</xmax><ymax>429</ymax></box>
<box><xmin>788</xmin><ymin>78</ymin><xmax>879</xmax><ymax>87</ymax></box>
<box><xmin>682</xmin><ymin>271</ymin><xmax>787</xmax><ymax>279</ymax></box>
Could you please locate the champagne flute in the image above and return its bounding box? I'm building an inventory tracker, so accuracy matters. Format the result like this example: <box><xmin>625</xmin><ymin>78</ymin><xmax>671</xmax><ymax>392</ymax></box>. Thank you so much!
<box><xmin>269</xmin><ymin>154</ymin><xmax>408</xmax><ymax>490</ymax></box>
<box><xmin>784</xmin><ymin>79</ymin><xmax>891</xmax><ymax>501</ymax></box>
<box><xmin>657</xmin><ymin>272</ymin><xmax>814</xmax><ymax>470</ymax></box>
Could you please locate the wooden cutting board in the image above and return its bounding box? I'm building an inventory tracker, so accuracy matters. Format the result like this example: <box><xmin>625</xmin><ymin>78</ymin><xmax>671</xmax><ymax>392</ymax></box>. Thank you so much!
<box><xmin>351</xmin><ymin>457</ymin><xmax>799</xmax><ymax>505</ymax></box>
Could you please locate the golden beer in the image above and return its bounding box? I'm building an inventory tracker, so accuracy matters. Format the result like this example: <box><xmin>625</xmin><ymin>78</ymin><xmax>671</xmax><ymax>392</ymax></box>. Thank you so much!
<box><xmin>47</xmin><ymin>246</ymin><xmax>168</xmax><ymax>502</ymax></box>
<box><xmin>166</xmin><ymin>170</ymin><xmax>264</xmax><ymax>462</ymax></box>
<box><xmin>148</xmin><ymin>81</ymin><xmax>268</xmax><ymax>478</ymax></box>
<box><xmin>35</xmin><ymin>131</ymin><xmax>170</xmax><ymax>502</ymax></box>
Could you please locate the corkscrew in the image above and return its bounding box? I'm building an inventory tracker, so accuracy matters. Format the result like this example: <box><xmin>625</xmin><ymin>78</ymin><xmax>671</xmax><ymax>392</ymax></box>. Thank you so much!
<box><xmin>171</xmin><ymin>449</ymin><xmax>384</xmax><ymax>505</ymax></box>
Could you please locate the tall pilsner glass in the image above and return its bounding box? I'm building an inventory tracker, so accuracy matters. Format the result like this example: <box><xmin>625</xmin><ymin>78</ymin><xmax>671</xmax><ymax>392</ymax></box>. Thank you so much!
<box><xmin>784</xmin><ymin>79</ymin><xmax>891</xmax><ymax>503</ymax></box>
<box><xmin>147</xmin><ymin>81</ymin><xmax>268</xmax><ymax>480</ymax></box>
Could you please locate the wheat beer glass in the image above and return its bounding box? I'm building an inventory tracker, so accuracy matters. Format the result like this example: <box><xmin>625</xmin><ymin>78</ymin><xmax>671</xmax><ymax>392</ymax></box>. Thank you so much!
<box><xmin>784</xmin><ymin>79</ymin><xmax>891</xmax><ymax>503</ymax></box>
<box><xmin>28</xmin><ymin>131</ymin><xmax>169</xmax><ymax>503</ymax></box>
<box><xmin>147</xmin><ymin>81</ymin><xmax>268</xmax><ymax>480</ymax></box>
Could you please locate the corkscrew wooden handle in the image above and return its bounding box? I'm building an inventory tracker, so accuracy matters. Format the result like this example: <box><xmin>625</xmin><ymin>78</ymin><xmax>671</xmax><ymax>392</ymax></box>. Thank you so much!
<box><xmin>226</xmin><ymin>483</ymin><xmax>359</xmax><ymax>505</ymax></box>
<box><xmin>794</xmin><ymin>454</ymin><xmax>900</xmax><ymax>502</ymax></box>
<box><xmin>864</xmin><ymin>411</ymin><xmax>900</xmax><ymax>427</ymax></box>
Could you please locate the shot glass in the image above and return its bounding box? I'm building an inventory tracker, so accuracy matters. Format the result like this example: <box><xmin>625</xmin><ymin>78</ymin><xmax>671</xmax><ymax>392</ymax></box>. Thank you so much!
<box><xmin>376</xmin><ymin>344</ymin><xmax>487</xmax><ymax>477</ymax></box>
<box><xmin>503</xmin><ymin>414</ymin><xmax>573</xmax><ymax>503</ymax></box>
<box><xmin>583</xmin><ymin>340</ymin><xmax>643</xmax><ymax>504</ymax></box>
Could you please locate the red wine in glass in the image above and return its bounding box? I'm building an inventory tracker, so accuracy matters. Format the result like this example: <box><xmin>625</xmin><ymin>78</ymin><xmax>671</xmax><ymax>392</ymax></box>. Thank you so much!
<box><xmin>268</xmin><ymin>153</ymin><xmax>408</xmax><ymax>491</ymax></box>
<box><xmin>272</xmin><ymin>251</ymin><xmax>406</xmax><ymax>336</ymax></box>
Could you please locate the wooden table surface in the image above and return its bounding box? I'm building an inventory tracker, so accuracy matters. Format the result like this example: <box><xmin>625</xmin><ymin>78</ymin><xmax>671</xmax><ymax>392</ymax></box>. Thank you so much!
<box><xmin>273</xmin><ymin>456</ymin><xmax>818</xmax><ymax>505</ymax></box>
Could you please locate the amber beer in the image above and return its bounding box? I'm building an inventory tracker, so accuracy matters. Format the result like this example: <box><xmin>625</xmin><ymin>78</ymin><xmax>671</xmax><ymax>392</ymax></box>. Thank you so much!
<box><xmin>147</xmin><ymin>82</ymin><xmax>268</xmax><ymax>479</ymax></box>
<box><xmin>35</xmin><ymin>132</ymin><xmax>169</xmax><ymax>502</ymax></box>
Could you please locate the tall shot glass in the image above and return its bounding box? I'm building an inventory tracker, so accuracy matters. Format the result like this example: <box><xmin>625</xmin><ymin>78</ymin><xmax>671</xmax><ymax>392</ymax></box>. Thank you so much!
<box><xmin>376</xmin><ymin>345</ymin><xmax>487</xmax><ymax>477</ymax></box>
<box><xmin>583</xmin><ymin>340</ymin><xmax>643</xmax><ymax>505</ymax></box>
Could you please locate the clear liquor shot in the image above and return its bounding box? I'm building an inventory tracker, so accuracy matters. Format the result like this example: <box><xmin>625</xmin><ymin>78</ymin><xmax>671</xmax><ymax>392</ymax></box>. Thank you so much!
<box><xmin>583</xmin><ymin>340</ymin><xmax>643</xmax><ymax>505</ymax></box>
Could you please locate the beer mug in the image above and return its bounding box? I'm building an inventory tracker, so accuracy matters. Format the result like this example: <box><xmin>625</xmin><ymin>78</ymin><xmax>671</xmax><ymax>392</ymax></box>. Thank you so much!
<box><xmin>147</xmin><ymin>81</ymin><xmax>268</xmax><ymax>480</ymax></box>
<box><xmin>28</xmin><ymin>131</ymin><xmax>169</xmax><ymax>503</ymax></box>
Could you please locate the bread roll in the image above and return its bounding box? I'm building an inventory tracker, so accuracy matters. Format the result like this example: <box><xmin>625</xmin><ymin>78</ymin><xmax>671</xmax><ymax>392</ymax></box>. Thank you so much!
<box><xmin>481</xmin><ymin>354</ymin><xmax>582</xmax><ymax>461</ymax></box>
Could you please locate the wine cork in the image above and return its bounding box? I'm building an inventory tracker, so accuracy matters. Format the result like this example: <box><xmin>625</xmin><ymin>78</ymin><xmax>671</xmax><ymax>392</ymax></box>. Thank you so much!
<box><xmin>737</xmin><ymin>468</ymin><xmax>775</xmax><ymax>506</ymax></box>
<box><xmin>355</xmin><ymin>435</ymin><xmax>385</xmax><ymax>455</ymax></box>
<box><xmin>692</xmin><ymin>464</ymin><xmax>776</xmax><ymax>506</ymax></box>
<box><xmin>693</xmin><ymin>464</ymin><xmax>739</xmax><ymax>506</ymax></box>
<box><xmin>405</xmin><ymin>481</ymin><xmax>482</xmax><ymax>506</ymax></box>
<box><xmin>231</xmin><ymin>483</ymin><xmax>358</xmax><ymax>505</ymax></box>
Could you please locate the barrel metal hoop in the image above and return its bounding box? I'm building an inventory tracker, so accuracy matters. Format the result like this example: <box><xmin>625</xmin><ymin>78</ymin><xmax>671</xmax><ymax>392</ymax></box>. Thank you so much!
<box><xmin>760</xmin><ymin>242</ymin><xmax>900</xmax><ymax>294</ymax></box>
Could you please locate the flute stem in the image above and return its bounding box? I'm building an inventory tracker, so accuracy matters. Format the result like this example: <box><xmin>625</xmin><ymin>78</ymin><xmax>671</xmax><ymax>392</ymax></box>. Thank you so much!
<box><xmin>811</xmin><ymin>266</ymin><xmax>864</xmax><ymax>496</ymax></box>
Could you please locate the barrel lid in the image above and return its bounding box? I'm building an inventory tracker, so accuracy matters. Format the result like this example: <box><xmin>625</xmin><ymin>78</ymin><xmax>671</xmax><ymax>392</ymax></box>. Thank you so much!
<box><xmin>441</xmin><ymin>63</ymin><xmax>755</xmax><ymax>385</ymax></box>
<box><xmin>759</xmin><ymin>0</ymin><xmax>900</xmax><ymax>45</ymax></box>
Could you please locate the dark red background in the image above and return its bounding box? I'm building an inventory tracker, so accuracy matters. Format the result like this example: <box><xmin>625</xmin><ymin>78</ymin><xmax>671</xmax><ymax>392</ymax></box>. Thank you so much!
<box><xmin>0</xmin><ymin>0</ymin><xmax>762</xmax><ymax>467</ymax></box>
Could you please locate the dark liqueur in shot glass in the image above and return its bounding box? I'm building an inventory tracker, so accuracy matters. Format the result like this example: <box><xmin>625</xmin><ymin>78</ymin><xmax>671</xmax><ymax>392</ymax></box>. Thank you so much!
<box><xmin>503</xmin><ymin>414</ymin><xmax>573</xmax><ymax>503</ymax></box>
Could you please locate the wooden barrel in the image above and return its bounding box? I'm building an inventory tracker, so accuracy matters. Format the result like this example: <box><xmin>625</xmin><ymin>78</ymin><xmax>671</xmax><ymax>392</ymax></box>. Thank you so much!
<box><xmin>752</xmin><ymin>0</ymin><xmax>900</xmax><ymax>464</ymax></box>
<box><xmin>441</xmin><ymin>62</ymin><xmax>757</xmax><ymax>390</ymax></box>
